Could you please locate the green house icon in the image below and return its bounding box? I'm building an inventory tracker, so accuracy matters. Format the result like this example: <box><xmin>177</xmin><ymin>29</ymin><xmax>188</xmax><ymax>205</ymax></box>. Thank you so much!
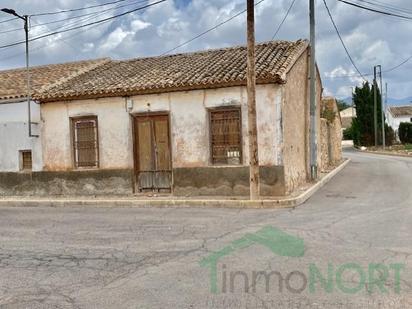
<box><xmin>200</xmin><ymin>226</ymin><xmax>305</xmax><ymax>293</ymax></box>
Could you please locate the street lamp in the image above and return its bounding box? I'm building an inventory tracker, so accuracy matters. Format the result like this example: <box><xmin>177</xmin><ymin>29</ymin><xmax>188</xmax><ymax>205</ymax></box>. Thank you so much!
<box><xmin>1</xmin><ymin>8</ymin><xmax>38</xmax><ymax>137</ymax></box>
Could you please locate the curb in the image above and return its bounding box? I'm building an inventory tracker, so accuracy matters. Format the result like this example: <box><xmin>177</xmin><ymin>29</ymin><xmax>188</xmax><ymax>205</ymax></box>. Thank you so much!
<box><xmin>358</xmin><ymin>150</ymin><xmax>412</xmax><ymax>159</ymax></box>
<box><xmin>0</xmin><ymin>159</ymin><xmax>351</xmax><ymax>209</ymax></box>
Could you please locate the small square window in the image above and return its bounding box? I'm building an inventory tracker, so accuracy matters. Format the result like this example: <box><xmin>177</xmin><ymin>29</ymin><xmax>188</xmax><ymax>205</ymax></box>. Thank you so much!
<box><xmin>20</xmin><ymin>150</ymin><xmax>32</xmax><ymax>171</ymax></box>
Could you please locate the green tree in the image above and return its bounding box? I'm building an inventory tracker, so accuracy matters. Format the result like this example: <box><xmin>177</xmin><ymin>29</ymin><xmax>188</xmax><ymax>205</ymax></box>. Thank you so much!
<box><xmin>399</xmin><ymin>122</ymin><xmax>412</xmax><ymax>144</ymax></box>
<box><xmin>352</xmin><ymin>82</ymin><xmax>383</xmax><ymax>146</ymax></box>
<box><xmin>337</xmin><ymin>99</ymin><xmax>350</xmax><ymax>111</ymax></box>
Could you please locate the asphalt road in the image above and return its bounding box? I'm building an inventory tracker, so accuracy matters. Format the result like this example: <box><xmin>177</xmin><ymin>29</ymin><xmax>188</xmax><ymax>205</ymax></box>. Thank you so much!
<box><xmin>0</xmin><ymin>149</ymin><xmax>411</xmax><ymax>308</ymax></box>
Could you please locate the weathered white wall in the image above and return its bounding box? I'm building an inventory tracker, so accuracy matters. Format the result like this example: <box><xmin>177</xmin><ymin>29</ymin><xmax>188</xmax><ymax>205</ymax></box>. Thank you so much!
<box><xmin>40</xmin><ymin>84</ymin><xmax>283</xmax><ymax>170</ymax></box>
<box><xmin>386</xmin><ymin>110</ymin><xmax>411</xmax><ymax>140</ymax></box>
<box><xmin>0</xmin><ymin>101</ymin><xmax>42</xmax><ymax>171</ymax></box>
<box><xmin>340</xmin><ymin>107</ymin><xmax>356</xmax><ymax>118</ymax></box>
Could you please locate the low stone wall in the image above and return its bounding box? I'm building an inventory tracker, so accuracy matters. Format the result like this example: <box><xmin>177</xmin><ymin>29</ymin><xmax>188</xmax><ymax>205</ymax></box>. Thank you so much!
<box><xmin>320</xmin><ymin>118</ymin><xmax>330</xmax><ymax>172</ymax></box>
<box><xmin>320</xmin><ymin>97</ymin><xmax>343</xmax><ymax>172</ymax></box>
<box><xmin>172</xmin><ymin>165</ymin><xmax>286</xmax><ymax>197</ymax></box>
<box><xmin>0</xmin><ymin>166</ymin><xmax>286</xmax><ymax>197</ymax></box>
<box><xmin>329</xmin><ymin>114</ymin><xmax>343</xmax><ymax>165</ymax></box>
<box><xmin>0</xmin><ymin>169</ymin><xmax>134</xmax><ymax>196</ymax></box>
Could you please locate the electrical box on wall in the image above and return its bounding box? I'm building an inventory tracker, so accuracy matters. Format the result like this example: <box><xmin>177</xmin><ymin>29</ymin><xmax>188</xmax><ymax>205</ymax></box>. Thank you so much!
<box><xmin>126</xmin><ymin>98</ymin><xmax>133</xmax><ymax>111</ymax></box>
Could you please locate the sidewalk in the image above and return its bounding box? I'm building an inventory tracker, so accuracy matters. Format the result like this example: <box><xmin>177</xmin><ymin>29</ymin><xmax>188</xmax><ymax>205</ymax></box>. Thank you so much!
<box><xmin>0</xmin><ymin>159</ymin><xmax>350</xmax><ymax>209</ymax></box>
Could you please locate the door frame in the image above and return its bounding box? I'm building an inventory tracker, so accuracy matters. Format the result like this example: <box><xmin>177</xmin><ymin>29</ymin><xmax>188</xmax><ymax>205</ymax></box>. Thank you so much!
<box><xmin>131</xmin><ymin>111</ymin><xmax>173</xmax><ymax>193</ymax></box>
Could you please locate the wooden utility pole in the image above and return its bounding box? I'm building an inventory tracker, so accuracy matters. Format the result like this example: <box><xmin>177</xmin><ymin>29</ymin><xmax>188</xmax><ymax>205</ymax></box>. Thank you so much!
<box><xmin>246</xmin><ymin>0</ymin><xmax>260</xmax><ymax>199</ymax></box>
<box><xmin>373</xmin><ymin>66</ymin><xmax>378</xmax><ymax>147</ymax></box>
<box><xmin>309</xmin><ymin>0</ymin><xmax>317</xmax><ymax>180</ymax></box>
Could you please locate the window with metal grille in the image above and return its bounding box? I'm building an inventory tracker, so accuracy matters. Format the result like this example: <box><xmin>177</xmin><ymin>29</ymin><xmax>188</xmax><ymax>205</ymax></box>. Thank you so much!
<box><xmin>71</xmin><ymin>116</ymin><xmax>99</xmax><ymax>168</ymax></box>
<box><xmin>210</xmin><ymin>108</ymin><xmax>242</xmax><ymax>164</ymax></box>
<box><xmin>20</xmin><ymin>150</ymin><xmax>32</xmax><ymax>171</ymax></box>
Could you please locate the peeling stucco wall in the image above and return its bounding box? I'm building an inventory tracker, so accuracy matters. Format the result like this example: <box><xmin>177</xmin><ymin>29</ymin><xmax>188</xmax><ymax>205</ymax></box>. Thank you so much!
<box><xmin>41</xmin><ymin>85</ymin><xmax>283</xmax><ymax>171</ymax></box>
<box><xmin>283</xmin><ymin>50</ymin><xmax>308</xmax><ymax>194</ymax></box>
<box><xmin>282</xmin><ymin>50</ymin><xmax>322</xmax><ymax>194</ymax></box>
<box><xmin>41</xmin><ymin>98</ymin><xmax>131</xmax><ymax>171</ymax></box>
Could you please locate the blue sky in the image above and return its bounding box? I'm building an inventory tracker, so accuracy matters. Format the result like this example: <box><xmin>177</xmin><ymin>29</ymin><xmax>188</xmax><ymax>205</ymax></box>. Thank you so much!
<box><xmin>1</xmin><ymin>0</ymin><xmax>412</xmax><ymax>99</ymax></box>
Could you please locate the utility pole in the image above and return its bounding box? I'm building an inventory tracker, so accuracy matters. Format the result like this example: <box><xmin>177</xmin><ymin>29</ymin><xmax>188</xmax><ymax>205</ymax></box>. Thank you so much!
<box><xmin>1</xmin><ymin>8</ymin><xmax>38</xmax><ymax>138</ymax></box>
<box><xmin>246</xmin><ymin>0</ymin><xmax>259</xmax><ymax>199</ymax></box>
<box><xmin>373</xmin><ymin>66</ymin><xmax>378</xmax><ymax>147</ymax></box>
<box><xmin>378</xmin><ymin>65</ymin><xmax>385</xmax><ymax>149</ymax></box>
<box><xmin>309</xmin><ymin>0</ymin><xmax>317</xmax><ymax>180</ymax></box>
<box><xmin>385</xmin><ymin>82</ymin><xmax>388</xmax><ymax>118</ymax></box>
<box><xmin>351</xmin><ymin>86</ymin><xmax>354</xmax><ymax>118</ymax></box>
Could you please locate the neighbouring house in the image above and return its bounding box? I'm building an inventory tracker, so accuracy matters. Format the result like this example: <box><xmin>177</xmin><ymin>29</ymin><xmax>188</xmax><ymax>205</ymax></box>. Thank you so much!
<box><xmin>386</xmin><ymin>105</ymin><xmax>412</xmax><ymax>141</ymax></box>
<box><xmin>320</xmin><ymin>97</ymin><xmax>342</xmax><ymax>172</ymax></box>
<box><xmin>339</xmin><ymin>106</ymin><xmax>356</xmax><ymax>131</ymax></box>
<box><xmin>0</xmin><ymin>59</ymin><xmax>109</xmax><ymax>173</ymax></box>
<box><xmin>1</xmin><ymin>39</ymin><xmax>332</xmax><ymax>197</ymax></box>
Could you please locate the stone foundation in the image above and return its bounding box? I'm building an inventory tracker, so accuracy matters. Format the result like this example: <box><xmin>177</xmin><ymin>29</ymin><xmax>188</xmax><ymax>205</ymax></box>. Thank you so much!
<box><xmin>0</xmin><ymin>169</ymin><xmax>134</xmax><ymax>196</ymax></box>
<box><xmin>0</xmin><ymin>166</ymin><xmax>286</xmax><ymax>197</ymax></box>
<box><xmin>172</xmin><ymin>165</ymin><xmax>285</xmax><ymax>197</ymax></box>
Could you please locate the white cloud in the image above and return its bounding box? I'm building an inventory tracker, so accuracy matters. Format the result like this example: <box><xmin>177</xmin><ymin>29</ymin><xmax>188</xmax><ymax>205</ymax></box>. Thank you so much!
<box><xmin>100</xmin><ymin>27</ymin><xmax>131</xmax><ymax>52</ymax></box>
<box><xmin>131</xmin><ymin>19</ymin><xmax>151</xmax><ymax>32</ymax></box>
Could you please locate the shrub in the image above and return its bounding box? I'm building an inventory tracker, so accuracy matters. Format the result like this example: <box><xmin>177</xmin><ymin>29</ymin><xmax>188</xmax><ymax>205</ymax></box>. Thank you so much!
<box><xmin>385</xmin><ymin>124</ymin><xmax>395</xmax><ymax>147</ymax></box>
<box><xmin>343</xmin><ymin>128</ymin><xmax>352</xmax><ymax>140</ymax></box>
<box><xmin>399</xmin><ymin>122</ymin><xmax>412</xmax><ymax>144</ymax></box>
<box><xmin>343</xmin><ymin>120</ymin><xmax>361</xmax><ymax>145</ymax></box>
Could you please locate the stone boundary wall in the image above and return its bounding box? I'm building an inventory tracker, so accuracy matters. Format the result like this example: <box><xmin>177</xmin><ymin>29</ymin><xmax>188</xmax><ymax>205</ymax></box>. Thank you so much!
<box><xmin>173</xmin><ymin>165</ymin><xmax>286</xmax><ymax>197</ymax></box>
<box><xmin>320</xmin><ymin>97</ymin><xmax>343</xmax><ymax>172</ymax></box>
<box><xmin>0</xmin><ymin>169</ymin><xmax>133</xmax><ymax>196</ymax></box>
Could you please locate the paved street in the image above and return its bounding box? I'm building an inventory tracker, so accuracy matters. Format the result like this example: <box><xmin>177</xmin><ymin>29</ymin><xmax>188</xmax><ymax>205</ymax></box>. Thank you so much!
<box><xmin>0</xmin><ymin>149</ymin><xmax>411</xmax><ymax>308</ymax></box>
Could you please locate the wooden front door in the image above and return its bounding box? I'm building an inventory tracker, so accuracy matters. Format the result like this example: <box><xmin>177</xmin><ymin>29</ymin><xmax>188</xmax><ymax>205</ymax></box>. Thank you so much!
<box><xmin>134</xmin><ymin>114</ymin><xmax>172</xmax><ymax>192</ymax></box>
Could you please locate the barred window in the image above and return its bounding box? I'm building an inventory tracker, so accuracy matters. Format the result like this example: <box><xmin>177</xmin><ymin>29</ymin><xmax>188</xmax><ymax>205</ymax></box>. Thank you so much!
<box><xmin>20</xmin><ymin>150</ymin><xmax>32</xmax><ymax>171</ymax></box>
<box><xmin>72</xmin><ymin>116</ymin><xmax>99</xmax><ymax>168</ymax></box>
<box><xmin>210</xmin><ymin>108</ymin><xmax>242</xmax><ymax>165</ymax></box>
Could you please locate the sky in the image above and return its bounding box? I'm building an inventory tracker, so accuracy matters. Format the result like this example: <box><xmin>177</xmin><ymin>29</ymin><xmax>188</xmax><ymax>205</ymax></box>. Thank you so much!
<box><xmin>0</xmin><ymin>0</ymin><xmax>412</xmax><ymax>99</ymax></box>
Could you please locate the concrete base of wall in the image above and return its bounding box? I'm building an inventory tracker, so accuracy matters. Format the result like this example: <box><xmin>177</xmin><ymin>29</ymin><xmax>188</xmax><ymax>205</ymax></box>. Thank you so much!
<box><xmin>172</xmin><ymin>165</ymin><xmax>285</xmax><ymax>197</ymax></box>
<box><xmin>0</xmin><ymin>159</ymin><xmax>351</xmax><ymax>208</ymax></box>
<box><xmin>0</xmin><ymin>169</ymin><xmax>134</xmax><ymax>196</ymax></box>
<box><xmin>0</xmin><ymin>165</ymin><xmax>286</xmax><ymax>197</ymax></box>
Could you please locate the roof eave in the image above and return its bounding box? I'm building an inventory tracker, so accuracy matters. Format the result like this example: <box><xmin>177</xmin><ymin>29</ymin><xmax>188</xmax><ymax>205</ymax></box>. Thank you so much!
<box><xmin>36</xmin><ymin>78</ymin><xmax>286</xmax><ymax>103</ymax></box>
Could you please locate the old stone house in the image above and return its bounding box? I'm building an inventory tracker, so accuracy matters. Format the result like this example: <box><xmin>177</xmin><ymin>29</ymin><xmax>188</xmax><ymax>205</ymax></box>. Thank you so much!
<box><xmin>1</xmin><ymin>39</ymin><xmax>326</xmax><ymax>197</ymax></box>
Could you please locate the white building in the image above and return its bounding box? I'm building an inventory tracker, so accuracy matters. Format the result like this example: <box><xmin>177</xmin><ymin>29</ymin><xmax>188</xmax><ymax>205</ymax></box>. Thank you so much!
<box><xmin>340</xmin><ymin>107</ymin><xmax>356</xmax><ymax>131</ymax></box>
<box><xmin>386</xmin><ymin>105</ymin><xmax>412</xmax><ymax>141</ymax></box>
<box><xmin>0</xmin><ymin>100</ymin><xmax>42</xmax><ymax>171</ymax></box>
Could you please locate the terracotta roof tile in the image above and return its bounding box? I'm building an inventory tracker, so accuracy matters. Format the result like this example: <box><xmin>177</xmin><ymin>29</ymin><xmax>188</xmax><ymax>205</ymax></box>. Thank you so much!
<box><xmin>35</xmin><ymin>40</ymin><xmax>308</xmax><ymax>102</ymax></box>
<box><xmin>0</xmin><ymin>58</ymin><xmax>110</xmax><ymax>101</ymax></box>
<box><xmin>388</xmin><ymin>105</ymin><xmax>412</xmax><ymax>117</ymax></box>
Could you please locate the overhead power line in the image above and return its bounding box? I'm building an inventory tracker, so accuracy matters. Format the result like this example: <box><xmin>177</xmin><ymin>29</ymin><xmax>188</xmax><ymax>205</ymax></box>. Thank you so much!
<box><xmin>161</xmin><ymin>0</ymin><xmax>266</xmax><ymax>56</ymax></box>
<box><xmin>355</xmin><ymin>0</ymin><xmax>412</xmax><ymax>16</ymax></box>
<box><xmin>271</xmin><ymin>0</ymin><xmax>297</xmax><ymax>40</ymax></box>
<box><xmin>31</xmin><ymin>0</ymin><xmax>132</xmax><ymax>17</ymax></box>
<box><xmin>323</xmin><ymin>0</ymin><xmax>368</xmax><ymax>81</ymax></box>
<box><xmin>0</xmin><ymin>17</ymin><xmax>18</xmax><ymax>24</ymax></box>
<box><xmin>0</xmin><ymin>0</ymin><xmax>148</xmax><ymax>35</ymax></box>
<box><xmin>325</xmin><ymin>54</ymin><xmax>412</xmax><ymax>79</ymax></box>
<box><xmin>0</xmin><ymin>0</ymin><xmax>167</xmax><ymax>50</ymax></box>
<box><xmin>337</xmin><ymin>0</ymin><xmax>412</xmax><ymax>20</ymax></box>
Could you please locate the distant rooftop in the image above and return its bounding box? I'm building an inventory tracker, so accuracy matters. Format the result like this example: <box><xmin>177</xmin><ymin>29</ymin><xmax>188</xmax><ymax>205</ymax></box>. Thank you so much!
<box><xmin>388</xmin><ymin>105</ymin><xmax>412</xmax><ymax>117</ymax></box>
